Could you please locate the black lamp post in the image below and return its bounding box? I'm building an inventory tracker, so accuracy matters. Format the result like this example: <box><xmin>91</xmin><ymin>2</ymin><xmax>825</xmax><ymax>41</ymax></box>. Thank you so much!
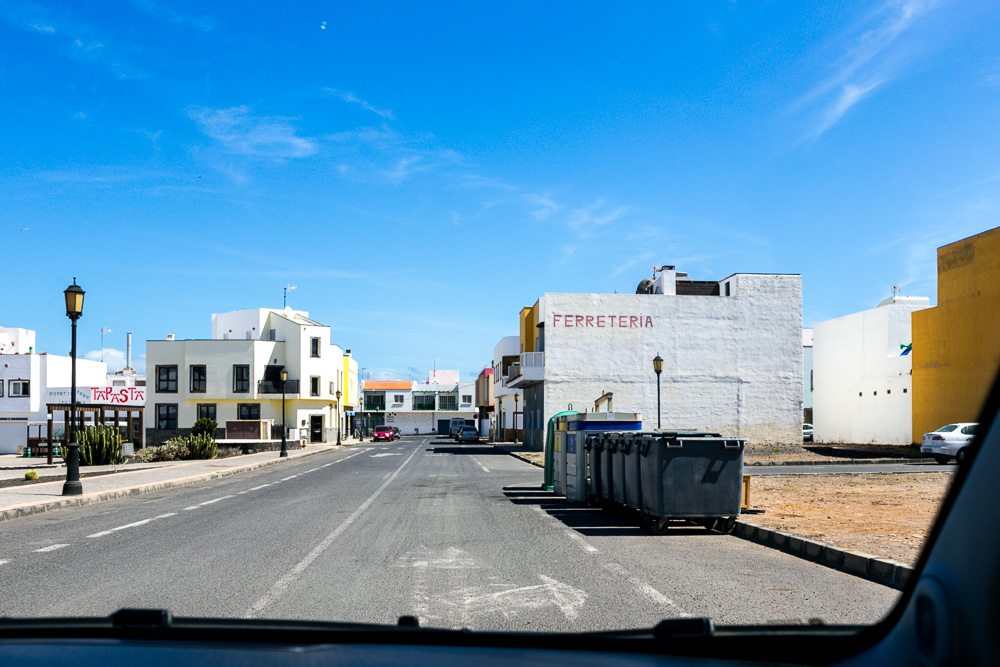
<box><xmin>62</xmin><ymin>279</ymin><xmax>85</xmax><ymax>496</ymax></box>
<box><xmin>279</xmin><ymin>368</ymin><xmax>288</xmax><ymax>458</ymax></box>
<box><xmin>653</xmin><ymin>354</ymin><xmax>663</xmax><ymax>429</ymax></box>
<box><xmin>335</xmin><ymin>390</ymin><xmax>342</xmax><ymax>445</ymax></box>
<box><xmin>513</xmin><ymin>393</ymin><xmax>520</xmax><ymax>443</ymax></box>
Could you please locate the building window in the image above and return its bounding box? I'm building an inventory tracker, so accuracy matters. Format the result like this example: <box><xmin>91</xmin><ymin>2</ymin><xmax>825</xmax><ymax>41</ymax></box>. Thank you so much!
<box><xmin>439</xmin><ymin>395</ymin><xmax>457</xmax><ymax>411</ymax></box>
<box><xmin>238</xmin><ymin>403</ymin><xmax>260</xmax><ymax>420</ymax></box>
<box><xmin>136</xmin><ymin>379</ymin><xmax>146</xmax><ymax>387</ymax></box>
<box><xmin>810</xmin><ymin>370</ymin><xmax>813</xmax><ymax>392</ymax></box>
<box><xmin>724</xmin><ymin>282</ymin><xmax>731</xmax><ymax>296</ymax></box>
<box><xmin>156</xmin><ymin>366</ymin><xmax>177</xmax><ymax>393</ymax></box>
<box><xmin>0</xmin><ymin>381</ymin><xmax>3</xmax><ymax>397</ymax></box>
<box><xmin>330</xmin><ymin>381</ymin><xmax>335</xmax><ymax>396</ymax></box>
<box><xmin>413</xmin><ymin>394</ymin><xmax>435</xmax><ymax>410</ymax></box>
<box><xmin>197</xmin><ymin>404</ymin><xmax>217</xmax><ymax>421</ymax></box>
<box><xmin>233</xmin><ymin>365</ymin><xmax>250</xmax><ymax>393</ymax></box>
<box><xmin>394</xmin><ymin>394</ymin><xmax>405</xmax><ymax>404</ymax></box>
<box><xmin>190</xmin><ymin>365</ymin><xmax>207</xmax><ymax>393</ymax></box>
<box><xmin>462</xmin><ymin>394</ymin><xmax>472</xmax><ymax>404</ymax></box>
<box><xmin>310</xmin><ymin>376</ymin><xmax>320</xmax><ymax>396</ymax></box>
<box><xmin>156</xmin><ymin>404</ymin><xmax>178</xmax><ymax>430</ymax></box>
<box><xmin>269</xmin><ymin>329</ymin><xmax>276</xmax><ymax>341</ymax></box>
<box><xmin>112</xmin><ymin>380</ymin><xmax>126</xmax><ymax>387</ymax></box>
<box><xmin>311</xmin><ymin>338</ymin><xmax>320</xmax><ymax>357</ymax></box>
<box><xmin>10</xmin><ymin>380</ymin><xmax>30</xmax><ymax>397</ymax></box>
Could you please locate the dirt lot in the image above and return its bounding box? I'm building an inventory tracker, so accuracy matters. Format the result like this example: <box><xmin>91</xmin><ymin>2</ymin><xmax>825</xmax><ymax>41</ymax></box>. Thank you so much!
<box><xmin>742</xmin><ymin>441</ymin><xmax>921</xmax><ymax>464</ymax></box>
<box><xmin>741</xmin><ymin>472</ymin><xmax>955</xmax><ymax>565</ymax></box>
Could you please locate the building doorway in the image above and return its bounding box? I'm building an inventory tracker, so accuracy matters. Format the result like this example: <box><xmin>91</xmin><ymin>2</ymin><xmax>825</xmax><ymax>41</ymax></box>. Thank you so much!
<box><xmin>310</xmin><ymin>415</ymin><xmax>323</xmax><ymax>443</ymax></box>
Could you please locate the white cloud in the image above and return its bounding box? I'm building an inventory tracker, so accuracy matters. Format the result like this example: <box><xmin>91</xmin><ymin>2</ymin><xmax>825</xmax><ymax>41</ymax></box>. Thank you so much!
<box><xmin>131</xmin><ymin>0</ymin><xmax>217</xmax><ymax>32</ymax></box>
<box><xmin>30</xmin><ymin>22</ymin><xmax>54</xmax><ymax>33</ymax></box>
<box><xmin>84</xmin><ymin>348</ymin><xmax>146</xmax><ymax>375</ymax></box>
<box><xmin>324</xmin><ymin>88</ymin><xmax>396</xmax><ymax>120</ymax></box>
<box><xmin>187</xmin><ymin>106</ymin><xmax>318</xmax><ymax>159</ymax></box>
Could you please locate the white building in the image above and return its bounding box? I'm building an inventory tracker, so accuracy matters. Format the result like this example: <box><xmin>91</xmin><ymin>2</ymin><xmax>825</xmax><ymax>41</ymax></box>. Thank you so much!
<box><xmin>813</xmin><ymin>296</ymin><xmax>930</xmax><ymax>445</ymax></box>
<box><xmin>491</xmin><ymin>336</ymin><xmax>522</xmax><ymax>441</ymax></box>
<box><xmin>361</xmin><ymin>372</ymin><xmax>476</xmax><ymax>435</ymax></box>
<box><xmin>144</xmin><ymin>308</ymin><xmax>357</xmax><ymax>446</ymax></box>
<box><xmin>0</xmin><ymin>327</ymin><xmax>109</xmax><ymax>454</ymax></box>
<box><xmin>803</xmin><ymin>328</ymin><xmax>814</xmax><ymax>424</ymax></box>
<box><xmin>506</xmin><ymin>269</ymin><xmax>803</xmax><ymax>449</ymax></box>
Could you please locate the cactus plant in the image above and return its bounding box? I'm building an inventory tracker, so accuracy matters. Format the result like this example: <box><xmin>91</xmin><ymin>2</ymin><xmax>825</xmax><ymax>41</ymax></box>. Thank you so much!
<box><xmin>25</xmin><ymin>470</ymin><xmax>38</xmax><ymax>480</ymax></box>
<box><xmin>185</xmin><ymin>432</ymin><xmax>218</xmax><ymax>460</ymax></box>
<box><xmin>78</xmin><ymin>425</ymin><xmax>126</xmax><ymax>466</ymax></box>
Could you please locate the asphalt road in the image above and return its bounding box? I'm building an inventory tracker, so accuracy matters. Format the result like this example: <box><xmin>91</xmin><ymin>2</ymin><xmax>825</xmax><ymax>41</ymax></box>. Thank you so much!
<box><xmin>0</xmin><ymin>436</ymin><xmax>899</xmax><ymax>631</ymax></box>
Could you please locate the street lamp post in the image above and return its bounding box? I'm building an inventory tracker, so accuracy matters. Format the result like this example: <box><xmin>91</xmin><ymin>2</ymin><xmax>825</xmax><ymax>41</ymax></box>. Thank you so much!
<box><xmin>62</xmin><ymin>279</ymin><xmax>85</xmax><ymax>496</ymax></box>
<box><xmin>279</xmin><ymin>369</ymin><xmax>288</xmax><ymax>458</ymax></box>
<box><xmin>513</xmin><ymin>393</ymin><xmax>520</xmax><ymax>443</ymax></box>
<box><xmin>335</xmin><ymin>390</ymin><xmax>342</xmax><ymax>446</ymax></box>
<box><xmin>653</xmin><ymin>353</ymin><xmax>664</xmax><ymax>429</ymax></box>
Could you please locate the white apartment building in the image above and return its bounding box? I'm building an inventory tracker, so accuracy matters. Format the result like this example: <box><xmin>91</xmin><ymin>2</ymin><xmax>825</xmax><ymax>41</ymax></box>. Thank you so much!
<box><xmin>144</xmin><ymin>308</ymin><xmax>358</xmax><ymax>446</ymax></box>
<box><xmin>361</xmin><ymin>372</ymin><xmax>476</xmax><ymax>435</ymax></box>
<box><xmin>0</xmin><ymin>327</ymin><xmax>109</xmax><ymax>453</ymax></box>
<box><xmin>813</xmin><ymin>296</ymin><xmax>930</xmax><ymax>445</ymax></box>
<box><xmin>491</xmin><ymin>336</ymin><xmax>522</xmax><ymax>441</ymax></box>
<box><xmin>505</xmin><ymin>268</ymin><xmax>803</xmax><ymax>449</ymax></box>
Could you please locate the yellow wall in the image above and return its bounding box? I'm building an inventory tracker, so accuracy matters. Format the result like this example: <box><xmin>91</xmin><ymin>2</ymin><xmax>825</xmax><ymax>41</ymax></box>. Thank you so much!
<box><xmin>912</xmin><ymin>226</ymin><xmax>1000</xmax><ymax>441</ymax></box>
<box><xmin>519</xmin><ymin>304</ymin><xmax>538</xmax><ymax>353</ymax></box>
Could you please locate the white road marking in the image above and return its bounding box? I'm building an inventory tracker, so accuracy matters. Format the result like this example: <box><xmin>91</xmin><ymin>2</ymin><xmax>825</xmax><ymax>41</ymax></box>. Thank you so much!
<box><xmin>237</xmin><ymin>491</ymin><xmax>248</xmax><ymax>494</ymax></box>
<box><xmin>321</xmin><ymin>463</ymin><xmax>334</xmax><ymax>468</ymax></box>
<box><xmin>183</xmin><ymin>506</ymin><xmax>199</xmax><ymax>511</ymax></box>
<box><xmin>469</xmin><ymin>456</ymin><xmax>490</xmax><ymax>473</ymax></box>
<box><xmin>87</xmin><ymin>512</ymin><xmax>177</xmax><ymax>538</ymax></box>
<box><xmin>430</xmin><ymin>575</ymin><xmax>588</xmax><ymax>621</ymax></box>
<box><xmin>198</xmin><ymin>494</ymin><xmax>234</xmax><ymax>506</ymax></box>
<box><xmin>249</xmin><ymin>484</ymin><xmax>272</xmax><ymax>491</ymax></box>
<box><xmin>35</xmin><ymin>544</ymin><xmax>69</xmax><ymax>552</ymax></box>
<box><xmin>281</xmin><ymin>475</ymin><xmax>298</xmax><ymax>481</ymax></box>
<box><xmin>155</xmin><ymin>513</ymin><xmax>177</xmax><ymax>519</ymax></box>
<box><xmin>246</xmin><ymin>444</ymin><xmax>423</xmax><ymax>618</ymax></box>
<box><xmin>602</xmin><ymin>562</ymin><xmax>689</xmax><ymax>615</ymax></box>
<box><xmin>305</xmin><ymin>468</ymin><xmax>319</xmax><ymax>473</ymax></box>
<box><xmin>371</xmin><ymin>453</ymin><xmax>402</xmax><ymax>458</ymax></box>
<box><xmin>564</xmin><ymin>530</ymin><xmax>599</xmax><ymax>553</ymax></box>
<box><xmin>0</xmin><ymin>560</ymin><xmax>8</xmax><ymax>566</ymax></box>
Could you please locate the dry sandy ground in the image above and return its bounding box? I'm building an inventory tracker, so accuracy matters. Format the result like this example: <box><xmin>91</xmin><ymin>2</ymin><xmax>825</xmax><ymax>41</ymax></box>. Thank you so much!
<box><xmin>741</xmin><ymin>472</ymin><xmax>955</xmax><ymax>565</ymax></box>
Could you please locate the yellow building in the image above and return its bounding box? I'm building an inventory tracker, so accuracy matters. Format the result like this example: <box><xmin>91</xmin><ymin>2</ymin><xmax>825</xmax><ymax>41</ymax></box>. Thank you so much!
<box><xmin>912</xmin><ymin>226</ymin><xmax>1000</xmax><ymax>441</ymax></box>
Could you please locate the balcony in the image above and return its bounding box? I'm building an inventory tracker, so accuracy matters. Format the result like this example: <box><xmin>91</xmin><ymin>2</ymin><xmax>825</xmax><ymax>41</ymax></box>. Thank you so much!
<box><xmin>364</xmin><ymin>401</ymin><xmax>386</xmax><ymax>411</ymax></box>
<box><xmin>507</xmin><ymin>352</ymin><xmax>544</xmax><ymax>388</ymax></box>
<box><xmin>257</xmin><ymin>379</ymin><xmax>299</xmax><ymax>394</ymax></box>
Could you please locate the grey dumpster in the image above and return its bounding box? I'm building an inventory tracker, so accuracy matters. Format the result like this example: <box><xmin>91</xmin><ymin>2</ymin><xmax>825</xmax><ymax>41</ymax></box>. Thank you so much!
<box><xmin>622</xmin><ymin>434</ymin><xmax>643</xmax><ymax>510</ymax></box>
<box><xmin>584</xmin><ymin>434</ymin><xmax>602</xmax><ymax>503</ymax></box>
<box><xmin>610</xmin><ymin>432</ymin><xmax>629</xmax><ymax>506</ymax></box>
<box><xmin>638</xmin><ymin>433</ymin><xmax>744</xmax><ymax>524</ymax></box>
<box><xmin>600</xmin><ymin>432</ymin><xmax>616</xmax><ymax>502</ymax></box>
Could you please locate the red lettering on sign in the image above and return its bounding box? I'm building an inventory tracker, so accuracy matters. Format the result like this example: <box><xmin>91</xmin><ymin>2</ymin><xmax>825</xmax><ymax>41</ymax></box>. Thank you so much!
<box><xmin>586</xmin><ymin>315</ymin><xmax>594</xmax><ymax>327</ymax></box>
<box><xmin>629</xmin><ymin>316</ymin><xmax>638</xmax><ymax>328</ymax></box>
<box><xmin>597</xmin><ymin>316</ymin><xmax>605</xmax><ymax>327</ymax></box>
<box><xmin>552</xmin><ymin>314</ymin><xmax>561</xmax><ymax>326</ymax></box>
<box><xmin>565</xmin><ymin>315</ymin><xmax>572</xmax><ymax>327</ymax></box>
<box><xmin>619</xmin><ymin>316</ymin><xmax>626</xmax><ymax>328</ymax></box>
<box><xmin>645</xmin><ymin>316</ymin><xmax>653</xmax><ymax>328</ymax></box>
<box><xmin>576</xmin><ymin>315</ymin><xmax>584</xmax><ymax>327</ymax></box>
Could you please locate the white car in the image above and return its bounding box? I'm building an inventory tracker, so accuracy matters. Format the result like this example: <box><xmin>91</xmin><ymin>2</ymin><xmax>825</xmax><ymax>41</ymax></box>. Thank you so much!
<box><xmin>802</xmin><ymin>423</ymin><xmax>814</xmax><ymax>442</ymax></box>
<box><xmin>921</xmin><ymin>422</ymin><xmax>978</xmax><ymax>464</ymax></box>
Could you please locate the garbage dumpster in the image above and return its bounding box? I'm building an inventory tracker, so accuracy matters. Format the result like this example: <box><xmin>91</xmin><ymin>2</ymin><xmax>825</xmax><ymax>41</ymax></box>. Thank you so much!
<box><xmin>584</xmin><ymin>434</ymin><xmax>602</xmax><ymax>504</ymax></box>
<box><xmin>600</xmin><ymin>432</ymin><xmax>616</xmax><ymax>503</ymax></box>
<box><xmin>638</xmin><ymin>432</ymin><xmax>744</xmax><ymax>531</ymax></box>
<box><xmin>564</xmin><ymin>412</ymin><xmax>640</xmax><ymax>503</ymax></box>
<box><xmin>622</xmin><ymin>433</ymin><xmax>643</xmax><ymax>511</ymax></box>
<box><xmin>610</xmin><ymin>432</ymin><xmax>629</xmax><ymax>506</ymax></box>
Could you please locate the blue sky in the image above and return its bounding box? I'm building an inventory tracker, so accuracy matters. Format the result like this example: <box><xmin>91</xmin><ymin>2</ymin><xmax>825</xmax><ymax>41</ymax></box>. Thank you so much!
<box><xmin>2</xmin><ymin>1</ymin><xmax>999</xmax><ymax>381</ymax></box>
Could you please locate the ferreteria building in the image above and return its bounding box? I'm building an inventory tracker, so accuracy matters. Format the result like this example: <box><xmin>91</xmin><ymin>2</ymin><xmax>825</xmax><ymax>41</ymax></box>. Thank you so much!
<box><xmin>504</xmin><ymin>267</ymin><xmax>803</xmax><ymax>450</ymax></box>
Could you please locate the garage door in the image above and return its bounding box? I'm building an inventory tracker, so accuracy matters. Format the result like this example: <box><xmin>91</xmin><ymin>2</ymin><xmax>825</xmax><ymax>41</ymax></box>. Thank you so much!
<box><xmin>0</xmin><ymin>422</ymin><xmax>27</xmax><ymax>455</ymax></box>
<box><xmin>437</xmin><ymin>419</ymin><xmax>451</xmax><ymax>436</ymax></box>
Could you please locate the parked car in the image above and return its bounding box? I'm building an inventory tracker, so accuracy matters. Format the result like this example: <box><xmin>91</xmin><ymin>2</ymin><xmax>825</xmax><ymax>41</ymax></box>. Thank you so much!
<box><xmin>456</xmin><ymin>425</ymin><xmax>480</xmax><ymax>443</ymax></box>
<box><xmin>921</xmin><ymin>422</ymin><xmax>977</xmax><ymax>464</ymax></box>
<box><xmin>802</xmin><ymin>423</ymin><xmax>814</xmax><ymax>442</ymax></box>
<box><xmin>449</xmin><ymin>418</ymin><xmax>467</xmax><ymax>439</ymax></box>
<box><xmin>373</xmin><ymin>425</ymin><xmax>395</xmax><ymax>442</ymax></box>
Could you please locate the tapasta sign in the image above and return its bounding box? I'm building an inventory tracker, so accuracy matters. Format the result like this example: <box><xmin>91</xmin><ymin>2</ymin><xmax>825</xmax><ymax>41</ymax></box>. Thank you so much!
<box><xmin>551</xmin><ymin>314</ymin><xmax>654</xmax><ymax>329</ymax></box>
<box><xmin>46</xmin><ymin>387</ymin><xmax>145</xmax><ymax>406</ymax></box>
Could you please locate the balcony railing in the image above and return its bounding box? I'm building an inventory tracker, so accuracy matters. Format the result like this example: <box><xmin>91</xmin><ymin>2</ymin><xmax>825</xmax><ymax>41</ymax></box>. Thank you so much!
<box><xmin>521</xmin><ymin>351</ymin><xmax>544</xmax><ymax>367</ymax></box>
<box><xmin>364</xmin><ymin>401</ymin><xmax>386</xmax><ymax>411</ymax></box>
<box><xmin>412</xmin><ymin>402</ymin><xmax>436</xmax><ymax>410</ymax></box>
<box><xmin>257</xmin><ymin>379</ymin><xmax>299</xmax><ymax>394</ymax></box>
<box><xmin>506</xmin><ymin>363</ymin><xmax>521</xmax><ymax>382</ymax></box>
<box><xmin>438</xmin><ymin>399</ymin><xmax>458</xmax><ymax>411</ymax></box>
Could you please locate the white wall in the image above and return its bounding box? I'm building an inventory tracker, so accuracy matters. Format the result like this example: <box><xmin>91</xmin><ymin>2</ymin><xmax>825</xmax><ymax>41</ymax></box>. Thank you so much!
<box><xmin>813</xmin><ymin>299</ymin><xmax>928</xmax><ymax>445</ymax></box>
<box><xmin>539</xmin><ymin>274</ymin><xmax>802</xmax><ymax>445</ymax></box>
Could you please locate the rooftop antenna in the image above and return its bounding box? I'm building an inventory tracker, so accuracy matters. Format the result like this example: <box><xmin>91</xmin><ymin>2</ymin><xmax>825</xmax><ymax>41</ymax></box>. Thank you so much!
<box><xmin>101</xmin><ymin>327</ymin><xmax>113</xmax><ymax>362</ymax></box>
<box><xmin>891</xmin><ymin>283</ymin><xmax>901</xmax><ymax>298</ymax></box>
<box><xmin>284</xmin><ymin>284</ymin><xmax>297</xmax><ymax>308</ymax></box>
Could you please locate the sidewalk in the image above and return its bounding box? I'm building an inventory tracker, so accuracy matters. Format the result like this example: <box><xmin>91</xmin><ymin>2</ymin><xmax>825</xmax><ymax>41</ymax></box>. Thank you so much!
<box><xmin>0</xmin><ymin>441</ymin><xmax>361</xmax><ymax>522</ymax></box>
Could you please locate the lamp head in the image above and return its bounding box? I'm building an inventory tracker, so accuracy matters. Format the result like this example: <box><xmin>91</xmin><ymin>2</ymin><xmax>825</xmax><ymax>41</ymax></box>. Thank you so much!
<box><xmin>653</xmin><ymin>354</ymin><xmax>664</xmax><ymax>375</ymax></box>
<box><xmin>64</xmin><ymin>279</ymin><xmax>85</xmax><ymax>319</ymax></box>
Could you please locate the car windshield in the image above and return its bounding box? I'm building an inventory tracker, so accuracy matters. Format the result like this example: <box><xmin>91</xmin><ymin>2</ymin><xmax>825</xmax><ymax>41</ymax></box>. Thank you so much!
<box><xmin>2</xmin><ymin>0</ymin><xmax>995</xmax><ymax>640</ymax></box>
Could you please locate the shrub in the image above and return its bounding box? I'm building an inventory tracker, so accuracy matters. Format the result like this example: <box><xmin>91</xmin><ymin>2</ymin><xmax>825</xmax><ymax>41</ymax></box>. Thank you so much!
<box><xmin>25</xmin><ymin>470</ymin><xmax>38</xmax><ymax>480</ymax></box>
<box><xmin>216</xmin><ymin>446</ymin><xmax>242</xmax><ymax>459</ymax></box>
<box><xmin>191</xmin><ymin>418</ymin><xmax>218</xmax><ymax>438</ymax></box>
<box><xmin>134</xmin><ymin>446</ymin><xmax>160</xmax><ymax>463</ymax></box>
<box><xmin>185</xmin><ymin>432</ymin><xmax>217</xmax><ymax>460</ymax></box>
<box><xmin>78</xmin><ymin>425</ymin><xmax>125</xmax><ymax>466</ymax></box>
<box><xmin>162</xmin><ymin>438</ymin><xmax>190</xmax><ymax>461</ymax></box>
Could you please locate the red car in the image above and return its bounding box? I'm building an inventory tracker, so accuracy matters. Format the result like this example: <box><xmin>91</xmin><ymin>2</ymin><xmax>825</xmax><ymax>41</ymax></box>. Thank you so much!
<box><xmin>373</xmin><ymin>425</ymin><xmax>395</xmax><ymax>442</ymax></box>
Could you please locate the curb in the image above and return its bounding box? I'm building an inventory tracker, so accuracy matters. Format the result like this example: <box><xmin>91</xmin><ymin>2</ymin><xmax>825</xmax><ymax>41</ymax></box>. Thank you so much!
<box><xmin>493</xmin><ymin>446</ymin><xmax>544</xmax><ymax>469</ymax></box>
<box><xmin>732</xmin><ymin>520</ymin><xmax>913</xmax><ymax>590</ymax></box>
<box><xmin>747</xmin><ymin>457</ymin><xmax>935</xmax><ymax>467</ymax></box>
<box><xmin>0</xmin><ymin>446</ymin><xmax>339</xmax><ymax>524</ymax></box>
